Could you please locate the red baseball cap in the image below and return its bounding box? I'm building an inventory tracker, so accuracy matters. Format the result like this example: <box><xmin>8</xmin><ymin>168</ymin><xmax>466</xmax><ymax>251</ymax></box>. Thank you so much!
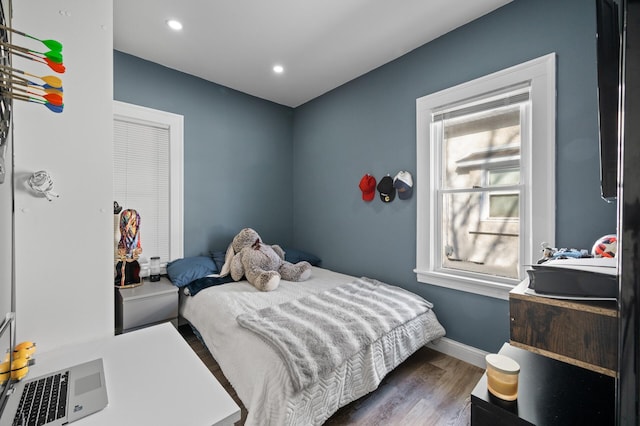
<box><xmin>359</xmin><ymin>174</ymin><xmax>377</xmax><ymax>201</ymax></box>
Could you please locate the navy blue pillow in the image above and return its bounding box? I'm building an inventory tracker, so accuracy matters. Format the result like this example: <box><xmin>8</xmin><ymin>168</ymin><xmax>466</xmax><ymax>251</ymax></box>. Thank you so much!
<box><xmin>166</xmin><ymin>256</ymin><xmax>217</xmax><ymax>287</ymax></box>
<box><xmin>283</xmin><ymin>248</ymin><xmax>322</xmax><ymax>266</ymax></box>
<box><xmin>184</xmin><ymin>275</ymin><xmax>235</xmax><ymax>296</ymax></box>
<box><xmin>210</xmin><ymin>250</ymin><xmax>228</xmax><ymax>271</ymax></box>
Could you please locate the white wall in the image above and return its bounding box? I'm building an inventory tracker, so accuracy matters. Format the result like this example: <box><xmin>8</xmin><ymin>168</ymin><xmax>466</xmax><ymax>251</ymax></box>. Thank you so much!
<box><xmin>0</xmin><ymin>122</ymin><xmax>12</xmax><ymax>318</ymax></box>
<box><xmin>0</xmin><ymin>0</ymin><xmax>14</xmax><ymax>323</ymax></box>
<box><xmin>10</xmin><ymin>0</ymin><xmax>113</xmax><ymax>349</ymax></box>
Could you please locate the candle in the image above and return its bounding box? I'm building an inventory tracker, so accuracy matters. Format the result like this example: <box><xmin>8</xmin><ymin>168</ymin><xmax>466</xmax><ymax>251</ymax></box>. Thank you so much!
<box><xmin>485</xmin><ymin>353</ymin><xmax>520</xmax><ymax>401</ymax></box>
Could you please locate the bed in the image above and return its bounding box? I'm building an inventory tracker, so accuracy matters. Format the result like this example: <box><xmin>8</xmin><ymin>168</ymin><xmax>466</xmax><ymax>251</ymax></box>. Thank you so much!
<box><xmin>179</xmin><ymin>266</ymin><xmax>445</xmax><ymax>426</ymax></box>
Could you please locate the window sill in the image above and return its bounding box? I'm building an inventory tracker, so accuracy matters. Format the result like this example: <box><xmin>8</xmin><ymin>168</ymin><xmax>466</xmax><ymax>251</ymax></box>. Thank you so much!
<box><xmin>414</xmin><ymin>269</ymin><xmax>517</xmax><ymax>300</ymax></box>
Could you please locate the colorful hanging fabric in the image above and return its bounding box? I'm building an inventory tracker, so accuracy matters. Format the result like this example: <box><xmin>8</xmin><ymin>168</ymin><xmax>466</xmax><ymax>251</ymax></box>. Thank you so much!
<box><xmin>117</xmin><ymin>209</ymin><xmax>142</xmax><ymax>260</ymax></box>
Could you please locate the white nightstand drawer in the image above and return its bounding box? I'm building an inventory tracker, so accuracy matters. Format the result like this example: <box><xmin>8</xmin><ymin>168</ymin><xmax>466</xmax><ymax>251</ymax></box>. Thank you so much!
<box><xmin>116</xmin><ymin>277</ymin><xmax>178</xmax><ymax>333</ymax></box>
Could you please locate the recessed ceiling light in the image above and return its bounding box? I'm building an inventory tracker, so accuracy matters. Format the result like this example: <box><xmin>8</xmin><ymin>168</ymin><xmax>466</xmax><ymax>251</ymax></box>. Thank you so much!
<box><xmin>273</xmin><ymin>65</ymin><xmax>284</xmax><ymax>74</ymax></box>
<box><xmin>167</xmin><ymin>19</ymin><xmax>183</xmax><ymax>31</ymax></box>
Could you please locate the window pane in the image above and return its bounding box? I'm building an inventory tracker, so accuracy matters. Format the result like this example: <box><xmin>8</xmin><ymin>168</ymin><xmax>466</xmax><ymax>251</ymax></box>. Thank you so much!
<box><xmin>489</xmin><ymin>168</ymin><xmax>519</xmax><ymax>186</ymax></box>
<box><xmin>489</xmin><ymin>193</ymin><xmax>519</xmax><ymax>218</ymax></box>
<box><xmin>442</xmin><ymin>107</ymin><xmax>521</xmax><ymax>190</ymax></box>
<box><xmin>441</xmin><ymin>191</ymin><xmax>519</xmax><ymax>279</ymax></box>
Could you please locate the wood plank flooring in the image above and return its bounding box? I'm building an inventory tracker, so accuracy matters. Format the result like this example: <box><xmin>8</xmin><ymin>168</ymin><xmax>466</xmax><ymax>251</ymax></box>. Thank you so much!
<box><xmin>179</xmin><ymin>325</ymin><xmax>484</xmax><ymax>426</ymax></box>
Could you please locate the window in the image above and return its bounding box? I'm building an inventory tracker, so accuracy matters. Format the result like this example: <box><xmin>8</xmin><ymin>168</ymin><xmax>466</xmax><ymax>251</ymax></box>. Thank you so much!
<box><xmin>113</xmin><ymin>101</ymin><xmax>184</xmax><ymax>267</ymax></box>
<box><xmin>415</xmin><ymin>54</ymin><xmax>555</xmax><ymax>300</ymax></box>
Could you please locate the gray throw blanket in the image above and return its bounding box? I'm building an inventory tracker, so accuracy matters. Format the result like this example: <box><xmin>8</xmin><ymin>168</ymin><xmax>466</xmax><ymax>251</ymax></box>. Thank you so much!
<box><xmin>236</xmin><ymin>277</ymin><xmax>435</xmax><ymax>392</ymax></box>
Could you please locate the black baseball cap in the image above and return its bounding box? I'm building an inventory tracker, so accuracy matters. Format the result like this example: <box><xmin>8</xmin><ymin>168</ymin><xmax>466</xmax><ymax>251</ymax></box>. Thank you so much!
<box><xmin>377</xmin><ymin>175</ymin><xmax>396</xmax><ymax>203</ymax></box>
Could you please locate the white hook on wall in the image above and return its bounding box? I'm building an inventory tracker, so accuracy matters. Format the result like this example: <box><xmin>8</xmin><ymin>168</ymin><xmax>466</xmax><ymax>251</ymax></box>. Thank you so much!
<box><xmin>27</xmin><ymin>170</ymin><xmax>59</xmax><ymax>201</ymax></box>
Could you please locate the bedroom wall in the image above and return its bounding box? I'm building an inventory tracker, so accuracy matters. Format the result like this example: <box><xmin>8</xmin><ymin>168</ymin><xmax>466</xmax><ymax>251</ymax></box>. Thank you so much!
<box><xmin>8</xmin><ymin>0</ymin><xmax>114</xmax><ymax>349</ymax></box>
<box><xmin>291</xmin><ymin>0</ymin><xmax>617</xmax><ymax>352</ymax></box>
<box><xmin>113</xmin><ymin>52</ymin><xmax>294</xmax><ymax>256</ymax></box>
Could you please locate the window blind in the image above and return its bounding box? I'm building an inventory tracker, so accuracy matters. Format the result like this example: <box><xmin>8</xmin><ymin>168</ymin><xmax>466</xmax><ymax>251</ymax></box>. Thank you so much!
<box><xmin>432</xmin><ymin>83</ymin><xmax>530</xmax><ymax>122</ymax></box>
<box><xmin>113</xmin><ymin>118</ymin><xmax>170</xmax><ymax>264</ymax></box>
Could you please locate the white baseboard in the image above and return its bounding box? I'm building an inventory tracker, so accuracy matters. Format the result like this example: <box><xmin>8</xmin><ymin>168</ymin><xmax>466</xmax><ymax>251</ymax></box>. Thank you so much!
<box><xmin>427</xmin><ymin>337</ymin><xmax>488</xmax><ymax>369</ymax></box>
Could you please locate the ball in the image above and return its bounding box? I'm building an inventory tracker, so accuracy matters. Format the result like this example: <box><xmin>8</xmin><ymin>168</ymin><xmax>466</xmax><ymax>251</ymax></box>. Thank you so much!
<box><xmin>592</xmin><ymin>234</ymin><xmax>617</xmax><ymax>258</ymax></box>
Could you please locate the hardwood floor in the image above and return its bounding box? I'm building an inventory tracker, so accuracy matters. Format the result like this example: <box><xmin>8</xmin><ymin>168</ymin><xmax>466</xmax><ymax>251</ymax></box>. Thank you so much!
<box><xmin>179</xmin><ymin>325</ymin><xmax>484</xmax><ymax>426</ymax></box>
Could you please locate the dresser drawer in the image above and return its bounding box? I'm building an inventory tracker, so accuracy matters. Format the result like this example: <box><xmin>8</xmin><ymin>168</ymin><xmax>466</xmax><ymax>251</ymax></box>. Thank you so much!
<box><xmin>509</xmin><ymin>280</ymin><xmax>617</xmax><ymax>376</ymax></box>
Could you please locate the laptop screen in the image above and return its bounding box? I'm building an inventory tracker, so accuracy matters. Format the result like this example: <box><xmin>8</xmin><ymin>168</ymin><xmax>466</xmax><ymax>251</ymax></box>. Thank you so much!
<box><xmin>0</xmin><ymin>312</ymin><xmax>15</xmax><ymax>416</ymax></box>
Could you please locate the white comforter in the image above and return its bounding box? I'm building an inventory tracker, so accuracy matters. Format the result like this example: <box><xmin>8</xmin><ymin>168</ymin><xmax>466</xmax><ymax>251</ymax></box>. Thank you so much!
<box><xmin>180</xmin><ymin>267</ymin><xmax>445</xmax><ymax>426</ymax></box>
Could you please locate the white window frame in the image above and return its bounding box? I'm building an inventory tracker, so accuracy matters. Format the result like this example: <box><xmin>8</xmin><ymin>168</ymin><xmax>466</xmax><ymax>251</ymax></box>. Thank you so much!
<box><xmin>113</xmin><ymin>100</ymin><xmax>184</xmax><ymax>264</ymax></box>
<box><xmin>415</xmin><ymin>53</ymin><xmax>556</xmax><ymax>300</ymax></box>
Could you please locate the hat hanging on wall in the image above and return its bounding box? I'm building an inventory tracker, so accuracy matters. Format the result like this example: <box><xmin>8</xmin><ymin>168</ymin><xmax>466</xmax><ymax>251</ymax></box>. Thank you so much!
<box><xmin>393</xmin><ymin>171</ymin><xmax>414</xmax><ymax>200</ymax></box>
<box><xmin>377</xmin><ymin>175</ymin><xmax>395</xmax><ymax>203</ymax></box>
<box><xmin>359</xmin><ymin>174</ymin><xmax>377</xmax><ymax>202</ymax></box>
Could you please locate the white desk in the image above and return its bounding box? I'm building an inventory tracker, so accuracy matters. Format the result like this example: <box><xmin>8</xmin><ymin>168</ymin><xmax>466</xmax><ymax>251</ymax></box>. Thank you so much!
<box><xmin>27</xmin><ymin>323</ymin><xmax>240</xmax><ymax>426</ymax></box>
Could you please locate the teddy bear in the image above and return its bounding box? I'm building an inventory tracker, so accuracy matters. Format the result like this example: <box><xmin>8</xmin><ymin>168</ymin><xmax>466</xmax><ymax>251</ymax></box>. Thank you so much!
<box><xmin>230</xmin><ymin>228</ymin><xmax>312</xmax><ymax>291</ymax></box>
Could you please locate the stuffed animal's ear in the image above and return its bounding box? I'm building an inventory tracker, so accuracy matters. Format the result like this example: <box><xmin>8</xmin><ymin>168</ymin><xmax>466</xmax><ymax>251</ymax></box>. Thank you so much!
<box><xmin>272</xmin><ymin>245</ymin><xmax>285</xmax><ymax>259</ymax></box>
<box><xmin>230</xmin><ymin>252</ymin><xmax>245</xmax><ymax>281</ymax></box>
<box><xmin>217</xmin><ymin>243</ymin><xmax>234</xmax><ymax>277</ymax></box>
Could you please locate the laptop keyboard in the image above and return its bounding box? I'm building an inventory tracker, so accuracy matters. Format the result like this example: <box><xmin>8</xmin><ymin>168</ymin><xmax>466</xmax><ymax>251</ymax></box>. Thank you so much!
<box><xmin>12</xmin><ymin>371</ymin><xmax>69</xmax><ymax>426</ymax></box>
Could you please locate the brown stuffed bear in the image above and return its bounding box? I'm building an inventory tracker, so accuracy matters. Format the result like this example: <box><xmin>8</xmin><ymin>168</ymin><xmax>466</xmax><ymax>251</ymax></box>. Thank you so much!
<box><xmin>229</xmin><ymin>228</ymin><xmax>311</xmax><ymax>291</ymax></box>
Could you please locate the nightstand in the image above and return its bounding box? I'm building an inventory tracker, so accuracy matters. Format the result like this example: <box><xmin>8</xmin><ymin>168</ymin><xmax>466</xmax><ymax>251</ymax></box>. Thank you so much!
<box><xmin>471</xmin><ymin>343</ymin><xmax>614</xmax><ymax>425</ymax></box>
<box><xmin>115</xmin><ymin>276</ymin><xmax>179</xmax><ymax>334</ymax></box>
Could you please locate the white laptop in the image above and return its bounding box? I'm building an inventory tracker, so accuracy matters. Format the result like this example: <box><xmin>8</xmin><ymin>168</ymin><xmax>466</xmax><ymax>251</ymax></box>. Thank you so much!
<box><xmin>0</xmin><ymin>313</ymin><xmax>108</xmax><ymax>426</ymax></box>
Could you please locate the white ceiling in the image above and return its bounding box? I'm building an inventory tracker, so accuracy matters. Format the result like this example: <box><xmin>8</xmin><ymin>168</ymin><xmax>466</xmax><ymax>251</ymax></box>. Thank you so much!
<box><xmin>113</xmin><ymin>0</ymin><xmax>512</xmax><ymax>107</ymax></box>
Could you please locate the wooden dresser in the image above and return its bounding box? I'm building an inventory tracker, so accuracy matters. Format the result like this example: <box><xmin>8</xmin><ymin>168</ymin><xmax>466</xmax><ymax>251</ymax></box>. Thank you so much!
<box><xmin>471</xmin><ymin>279</ymin><xmax>618</xmax><ymax>425</ymax></box>
<box><xmin>509</xmin><ymin>279</ymin><xmax>618</xmax><ymax>377</ymax></box>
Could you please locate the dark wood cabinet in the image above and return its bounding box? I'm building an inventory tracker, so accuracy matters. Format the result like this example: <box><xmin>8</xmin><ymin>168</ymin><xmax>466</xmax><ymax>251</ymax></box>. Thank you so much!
<box><xmin>509</xmin><ymin>280</ymin><xmax>617</xmax><ymax>376</ymax></box>
<box><xmin>471</xmin><ymin>279</ymin><xmax>618</xmax><ymax>425</ymax></box>
<box><xmin>471</xmin><ymin>343</ymin><xmax>615</xmax><ymax>425</ymax></box>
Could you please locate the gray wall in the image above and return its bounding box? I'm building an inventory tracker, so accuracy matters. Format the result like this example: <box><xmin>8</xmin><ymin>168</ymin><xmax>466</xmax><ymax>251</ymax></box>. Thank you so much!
<box><xmin>114</xmin><ymin>0</ymin><xmax>617</xmax><ymax>353</ymax></box>
<box><xmin>114</xmin><ymin>52</ymin><xmax>294</xmax><ymax>255</ymax></box>
<box><xmin>292</xmin><ymin>0</ymin><xmax>616</xmax><ymax>352</ymax></box>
